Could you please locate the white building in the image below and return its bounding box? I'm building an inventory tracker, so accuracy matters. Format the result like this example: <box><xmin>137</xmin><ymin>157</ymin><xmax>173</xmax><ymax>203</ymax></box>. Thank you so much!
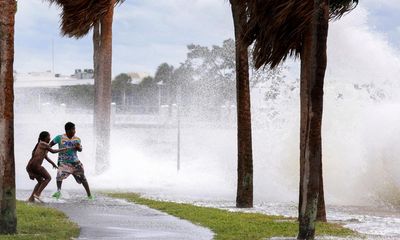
<box><xmin>15</xmin><ymin>71</ymin><xmax>94</xmax><ymax>89</ymax></box>
<box><xmin>14</xmin><ymin>71</ymin><xmax>94</xmax><ymax>113</ymax></box>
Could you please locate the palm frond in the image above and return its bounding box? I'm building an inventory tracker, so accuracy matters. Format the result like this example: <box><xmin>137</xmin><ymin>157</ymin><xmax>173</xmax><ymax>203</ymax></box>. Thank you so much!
<box><xmin>46</xmin><ymin>0</ymin><xmax>122</xmax><ymax>38</ymax></box>
<box><xmin>330</xmin><ymin>0</ymin><xmax>358</xmax><ymax>19</ymax></box>
<box><xmin>244</xmin><ymin>0</ymin><xmax>358</xmax><ymax>69</ymax></box>
<box><xmin>245</xmin><ymin>0</ymin><xmax>314</xmax><ymax>69</ymax></box>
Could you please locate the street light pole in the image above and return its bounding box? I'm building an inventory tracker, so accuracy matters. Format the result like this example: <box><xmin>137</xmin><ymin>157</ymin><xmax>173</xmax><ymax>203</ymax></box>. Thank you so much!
<box><xmin>177</xmin><ymin>85</ymin><xmax>181</xmax><ymax>172</ymax></box>
<box><xmin>157</xmin><ymin>81</ymin><xmax>163</xmax><ymax>114</ymax></box>
<box><xmin>52</xmin><ymin>38</ymin><xmax>55</xmax><ymax>74</ymax></box>
<box><xmin>157</xmin><ymin>81</ymin><xmax>163</xmax><ymax>144</ymax></box>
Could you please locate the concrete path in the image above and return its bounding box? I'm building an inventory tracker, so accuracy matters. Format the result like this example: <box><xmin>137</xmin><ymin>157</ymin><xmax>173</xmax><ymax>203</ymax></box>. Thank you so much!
<box><xmin>19</xmin><ymin>191</ymin><xmax>214</xmax><ymax>240</ymax></box>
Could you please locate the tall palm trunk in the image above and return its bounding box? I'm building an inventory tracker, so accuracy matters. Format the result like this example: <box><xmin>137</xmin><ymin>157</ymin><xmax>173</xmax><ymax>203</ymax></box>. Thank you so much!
<box><xmin>297</xmin><ymin>0</ymin><xmax>329</xmax><ymax>239</ymax></box>
<box><xmin>299</xmin><ymin>169</ymin><xmax>326</xmax><ymax>222</ymax></box>
<box><xmin>94</xmin><ymin>0</ymin><xmax>114</xmax><ymax>174</ymax></box>
<box><xmin>231</xmin><ymin>0</ymin><xmax>253</xmax><ymax>208</ymax></box>
<box><xmin>0</xmin><ymin>0</ymin><xmax>17</xmax><ymax>234</ymax></box>
<box><xmin>93</xmin><ymin>21</ymin><xmax>100</xmax><ymax>91</ymax></box>
<box><xmin>316</xmin><ymin>174</ymin><xmax>326</xmax><ymax>221</ymax></box>
<box><xmin>299</xmin><ymin>123</ymin><xmax>327</xmax><ymax>219</ymax></box>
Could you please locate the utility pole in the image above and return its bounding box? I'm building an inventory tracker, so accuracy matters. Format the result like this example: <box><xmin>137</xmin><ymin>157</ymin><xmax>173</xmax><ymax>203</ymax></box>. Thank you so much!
<box><xmin>177</xmin><ymin>85</ymin><xmax>181</xmax><ymax>172</ymax></box>
<box><xmin>156</xmin><ymin>81</ymin><xmax>163</xmax><ymax>144</ymax></box>
<box><xmin>52</xmin><ymin>39</ymin><xmax>55</xmax><ymax>74</ymax></box>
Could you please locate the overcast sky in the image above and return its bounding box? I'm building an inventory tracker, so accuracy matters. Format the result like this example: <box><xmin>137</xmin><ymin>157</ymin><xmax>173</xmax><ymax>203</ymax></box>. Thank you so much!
<box><xmin>14</xmin><ymin>0</ymin><xmax>400</xmax><ymax>77</ymax></box>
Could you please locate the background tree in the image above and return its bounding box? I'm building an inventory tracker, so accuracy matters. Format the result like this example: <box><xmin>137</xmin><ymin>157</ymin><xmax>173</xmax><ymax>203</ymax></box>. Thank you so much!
<box><xmin>0</xmin><ymin>0</ymin><xmax>17</xmax><ymax>234</ymax></box>
<box><xmin>152</xmin><ymin>39</ymin><xmax>283</xmax><ymax>119</ymax></box>
<box><xmin>112</xmin><ymin>73</ymin><xmax>132</xmax><ymax>107</ymax></box>
<box><xmin>172</xmin><ymin>64</ymin><xmax>194</xmax><ymax>112</ymax></box>
<box><xmin>230</xmin><ymin>0</ymin><xmax>253</xmax><ymax>208</ymax></box>
<box><xmin>182</xmin><ymin>40</ymin><xmax>236</xmax><ymax>117</ymax></box>
<box><xmin>137</xmin><ymin>76</ymin><xmax>158</xmax><ymax>110</ymax></box>
<box><xmin>59</xmin><ymin>85</ymin><xmax>95</xmax><ymax>108</ymax></box>
<box><xmin>154</xmin><ymin>63</ymin><xmax>175</xmax><ymax>114</ymax></box>
<box><xmin>155</xmin><ymin>63</ymin><xmax>174</xmax><ymax>84</ymax></box>
<box><xmin>244</xmin><ymin>0</ymin><xmax>358</xmax><ymax>239</ymax></box>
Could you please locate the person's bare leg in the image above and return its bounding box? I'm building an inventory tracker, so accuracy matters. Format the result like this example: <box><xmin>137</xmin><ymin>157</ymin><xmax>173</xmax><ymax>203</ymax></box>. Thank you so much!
<box><xmin>29</xmin><ymin>181</ymin><xmax>41</xmax><ymax>202</ymax></box>
<box><xmin>52</xmin><ymin>180</ymin><xmax>63</xmax><ymax>199</ymax></box>
<box><xmin>35</xmin><ymin>167</ymin><xmax>51</xmax><ymax>196</ymax></box>
<box><xmin>57</xmin><ymin>180</ymin><xmax>62</xmax><ymax>191</ymax></box>
<box><xmin>74</xmin><ymin>168</ymin><xmax>91</xmax><ymax>197</ymax></box>
<box><xmin>82</xmin><ymin>180</ymin><xmax>92</xmax><ymax>197</ymax></box>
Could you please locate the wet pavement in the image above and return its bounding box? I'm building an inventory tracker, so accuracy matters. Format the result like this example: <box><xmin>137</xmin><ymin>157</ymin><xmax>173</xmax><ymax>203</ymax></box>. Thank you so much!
<box><xmin>17</xmin><ymin>190</ymin><xmax>214</xmax><ymax>240</ymax></box>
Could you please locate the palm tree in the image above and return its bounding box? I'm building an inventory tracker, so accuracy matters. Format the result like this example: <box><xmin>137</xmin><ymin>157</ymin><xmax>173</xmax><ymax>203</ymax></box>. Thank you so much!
<box><xmin>244</xmin><ymin>0</ymin><xmax>357</xmax><ymax>239</ymax></box>
<box><xmin>93</xmin><ymin>0</ymin><xmax>115</xmax><ymax>174</ymax></box>
<box><xmin>47</xmin><ymin>0</ymin><xmax>121</xmax><ymax>173</ymax></box>
<box><xmin>230</xmin><ymin>0</ymin><xmax>253</xmax><ymax>208</ymax></box>
<box><xmin>0</xmin><ymin>0</ymin><xmax>17</xmax><ymax>234</ymax></box>
<box><xmin>296</xmin><ymin>2</ymin><xmax>330</xmax><ymax>237</ymax></box>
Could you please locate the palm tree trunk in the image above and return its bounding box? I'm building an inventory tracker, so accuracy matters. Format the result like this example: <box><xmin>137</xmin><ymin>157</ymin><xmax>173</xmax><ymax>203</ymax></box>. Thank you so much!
<box><xmin>297</xmin><ymin>0</ymin><xmax>329</xmax><ymax>239</ymax></box>
<box><xmin>231</xmin><ymin>0</ymin><xmax>253</xmax><ymax>208</ymax></box>
<box><xmin>93</xmin><ymin>20</ymin><xmax>100</xmax><ymax>89</ymax></box>
<box><xmin>299</xmin><ymin>108</ymin><xmax>327</xmax><ymax>222</ymax></box>
<box><xmin>0</xmin><ymin>0</ymin><xmax>17</xmax><ymax>234</ymax></box>
<box><xmin>299</xmin><ymin>139</ymin><xmax>326</xmax><ymax>222</ymax></box>
<box><xmin>317</xmin><ymin>173</ymin><xmax>326</xmax><ymax>221</ymax></box>
<box><xmin>94</xmin><ymin>1</ymin><xmax>114</xmax><ymax>174</ymax></box>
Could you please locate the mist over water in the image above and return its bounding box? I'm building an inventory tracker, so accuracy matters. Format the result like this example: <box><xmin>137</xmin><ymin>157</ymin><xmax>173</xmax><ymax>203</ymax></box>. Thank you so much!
<box><xmin>321</xmin><ymin>6</ymin><xmax>400</xmax><ymax>206</ymax></box>
<box><xmin>15</xmin><ymin>6</ymin><xmax>400</xmax><ymax>214</ymax></box>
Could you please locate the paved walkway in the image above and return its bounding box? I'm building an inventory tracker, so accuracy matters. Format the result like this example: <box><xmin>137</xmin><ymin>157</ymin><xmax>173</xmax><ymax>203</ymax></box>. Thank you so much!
<box><xmin>19</xmin><ymin>191</ymin><xmax>214</xmax><ymax>240</ymax></box>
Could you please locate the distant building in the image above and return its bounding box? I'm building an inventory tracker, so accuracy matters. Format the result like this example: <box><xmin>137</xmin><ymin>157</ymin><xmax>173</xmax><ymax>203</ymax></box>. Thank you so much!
<box><xmin>72</xmin><ymin>69</ymin><xmax>94</xmax><ymax>80</ymax></box>
<box><xmin>15</xmin><ymin>70</ymin><xmax>94</xmax><ymax>89</ymax></box>
<box><xmin>14</xmin><ymin>70</ymin><xmax>152</xmax><ymax>113</ymax></box>
<box><xmin>14</xmin><ymin>70</ymin><xmax>94</xmax><ymax>113</ymax></box>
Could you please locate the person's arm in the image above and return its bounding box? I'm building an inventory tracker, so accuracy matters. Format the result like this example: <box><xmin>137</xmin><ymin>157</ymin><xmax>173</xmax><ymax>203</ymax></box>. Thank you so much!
<box><xmin>49</xmin><ymin>141</ymin><xmax>56</xmax><ymax>147</ymax></box>
<box><xmin>47</xmin><ymin>146</ymin><xmax>67</xmax><ymax>154</ymax></box>
<box><xmin>49</xmin><ymin>135</ymin><xmax>60</xmax><ymax>147</ymax></box>
<box><xmin>41</xmin><ymin>142</ymin><xmax>67</xmax><ymax>154</ymax></box>
<box><xmin>75</xmin><ymin>139</ymin><xmax>82</xmax><ymax>152</ymax></box>
<box><xmin>45</xmin><ymin>154</ymin><xmax>58</xmax><ymax>169</ymax></box>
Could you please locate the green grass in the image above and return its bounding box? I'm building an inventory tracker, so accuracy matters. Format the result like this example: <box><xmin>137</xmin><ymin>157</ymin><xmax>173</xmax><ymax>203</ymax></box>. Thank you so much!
<box><xmin>0</xmin><ymin>201</ymin><xmax>79</xmax><ymax>240</ymax></box>
<box><xmin>108</xmin><ymin>193</ymin><xmax>356</xmax><ymax>240</ymax></box>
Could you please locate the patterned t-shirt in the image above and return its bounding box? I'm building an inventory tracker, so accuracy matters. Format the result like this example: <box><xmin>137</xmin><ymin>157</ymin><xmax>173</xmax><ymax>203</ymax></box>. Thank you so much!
<box><xmin>52</xmin><ymin>134</ymin><xmax>81</xmax><ymax>164</ymax></box>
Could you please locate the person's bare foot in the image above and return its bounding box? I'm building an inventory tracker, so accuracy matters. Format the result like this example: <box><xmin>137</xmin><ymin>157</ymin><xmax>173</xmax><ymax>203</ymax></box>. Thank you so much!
<box><xmin>33</xmin><ymin>194</ymin><xmax>44</xmax><ymax>203</ymax></box>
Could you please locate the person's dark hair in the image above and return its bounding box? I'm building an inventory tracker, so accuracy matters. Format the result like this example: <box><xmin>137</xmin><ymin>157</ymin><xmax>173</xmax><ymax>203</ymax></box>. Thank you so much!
<box><xmin>65</xmin><ymin>122</ymin><xmax>75</xmax><ymax>132</ymax></box>
<box><xmin>32</xmin><ymin>131</ymin><xmax>50</xmax><ymax>157</ymax></box>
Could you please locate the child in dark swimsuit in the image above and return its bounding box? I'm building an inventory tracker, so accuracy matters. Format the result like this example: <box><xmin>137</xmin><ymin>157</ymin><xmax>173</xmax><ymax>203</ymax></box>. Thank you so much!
<box><xmin>26</xmin><ymin>131</ymin><xmax>67</xmax><ymax>202</ymax></box>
